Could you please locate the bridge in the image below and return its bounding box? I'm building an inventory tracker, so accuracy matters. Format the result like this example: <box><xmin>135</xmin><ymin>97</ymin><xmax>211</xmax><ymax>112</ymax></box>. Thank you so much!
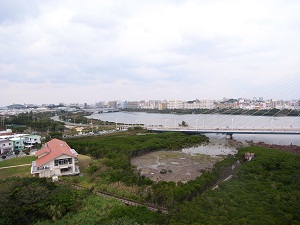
<box><xmin>147</xmin><ymin>126</ymin><xmax>300</xmax><ymax>139</ymax></box>
<box><xmin>84</xmin><ymin>108</ymin><xmax>119</xmax><ymax>113</ymax></box>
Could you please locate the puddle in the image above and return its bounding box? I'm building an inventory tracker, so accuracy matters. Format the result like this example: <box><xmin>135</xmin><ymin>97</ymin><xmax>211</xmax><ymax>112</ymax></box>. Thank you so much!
<box><xmin>182</xmin><ymin>145</ymin><xmax>237</xmax><ymax>156</ymax></box>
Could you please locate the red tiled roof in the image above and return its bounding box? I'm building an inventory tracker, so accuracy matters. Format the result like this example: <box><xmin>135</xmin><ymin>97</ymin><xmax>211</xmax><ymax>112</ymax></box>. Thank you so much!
<box><xmin>0</xmin><ymin>132</ymin><xmax>14</xmax><ymax>136</ymax></box>
<box><xmin>35</xmin><ymin>146</ymin><xmax>51</xmax><ymax>157</ymax></box>
<box><xmin>35</xmin><ymin>139</ymin><xmax>77</xmax><ymax>167</ymax></box>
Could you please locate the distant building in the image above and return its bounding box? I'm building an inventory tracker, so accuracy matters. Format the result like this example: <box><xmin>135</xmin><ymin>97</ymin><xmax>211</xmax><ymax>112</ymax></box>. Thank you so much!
<box><xmin>158</xmin><ymin>102</ymin><xmax>168</xmax><ymax>110</ymax></box>
<box><xmin>200</xmin><ymin>99</ymin><xmax>215</xmax><ymax>109</ymax></box>
<box><xmin>184</xmin><ymin>100</ymin><xmax>201</xmax><ymax>109</ymax></box>
<box><xmin>127</xmin><ymin>101</ymin><xmax>140</xmax><ymax>109</ymax></box>
<box><xmin>0</xmin><ymin>139</ymin><xmax>13</xmax><ymax>154</ymax></box>
<box><xmin>215</xmin><ymin>99</ymin><xmax>238</xmax><ymax>109</ymax></box>
<box><xmin>108</xmin><ymin>101</ymin><xmax>118</xmax><ymax>108</ymax></box>
<box><xmin>7</xmin><ymin>104</ymin><xmax>26</xmax><ymax>109</ymax></box>
<box><xmin>139</xmin><ymin>100</ymin><xmax>160</xmax><ymax>109</ymax></box>
<box><xmin>95</xmin><ymin>101</ymin><xmax>106</xmax><ymax>108</ymax></box>
<box><xmin>168</xmin><ymin>100</ymin><xmax>184</xmax><ymax>109</ymax></box>
<box><xmin>31</xmin><ymin>139</ymin><xmax>79</xmax><ymax>178</ymax></box>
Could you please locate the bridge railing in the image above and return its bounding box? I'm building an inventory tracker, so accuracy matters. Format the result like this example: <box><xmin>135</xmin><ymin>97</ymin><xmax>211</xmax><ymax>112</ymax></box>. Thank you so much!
<box><xmin>146</xmin><ymin>126</ymin><xmax>300</xmax><ymax>134</ymax></box>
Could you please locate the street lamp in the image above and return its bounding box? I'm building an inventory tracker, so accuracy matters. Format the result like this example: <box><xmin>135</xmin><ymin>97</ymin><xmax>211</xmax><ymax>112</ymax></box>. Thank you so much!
<box><xmin>116</xmin><ymin>118</ymin><xmax>118</xmax><ymax>130</ymax></box>
<box><xmin>196</xmin><ymin>119</ymin><xmax>198</xmax><ymax>130</ymax></box>
<box><xmin>271</xmin><ymin>117</ymin><xmax>273</xmax><ymax>132</ymax></box>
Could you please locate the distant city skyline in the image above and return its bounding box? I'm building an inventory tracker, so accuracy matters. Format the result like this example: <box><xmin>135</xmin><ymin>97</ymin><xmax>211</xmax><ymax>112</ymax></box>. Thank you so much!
<box><xmin>1</xmin><ymin>1</ymin><xmax>300</xmax><ymax>106</ymax></box>
<box><xmin>3</xmin><ymin>96</ymin><xmax>299</xmax><ymax>108</ymax></box>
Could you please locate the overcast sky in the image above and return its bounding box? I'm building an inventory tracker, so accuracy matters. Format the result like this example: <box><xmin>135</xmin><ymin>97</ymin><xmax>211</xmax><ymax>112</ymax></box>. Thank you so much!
<box><xmin>1</xmin><ymin>0</ymin><xmax>300</xmax><ymax>106</ymax></box>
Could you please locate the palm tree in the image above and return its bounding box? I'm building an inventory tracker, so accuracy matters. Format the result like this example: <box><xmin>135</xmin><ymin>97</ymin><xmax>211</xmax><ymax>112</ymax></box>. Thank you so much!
<box><xmin>179</xmin><ymin>121</ymin><xmax>188</xmax><ymax>127</ymax></box>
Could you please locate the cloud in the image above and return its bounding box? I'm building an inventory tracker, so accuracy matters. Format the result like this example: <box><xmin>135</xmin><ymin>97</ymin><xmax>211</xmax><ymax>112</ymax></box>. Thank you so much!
<box><xmin>0</xmin><ymin>0</ymin><xmax>300</xmax><ymax>106</ymax></box>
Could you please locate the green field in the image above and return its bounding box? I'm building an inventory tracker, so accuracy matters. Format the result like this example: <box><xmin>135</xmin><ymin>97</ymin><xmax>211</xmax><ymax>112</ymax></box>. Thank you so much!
<box><xmin>0</xmin><ymin>156</ymin><xmax>35</xmax><ymax>168</ymax></box>
<box><xmin>0</xmin><ymin>156</ymin><xmax>35</xmax><ymax>179</ymax></box>
<box><xmin>169</xmin><ymin>146</ymin><xmax>300</xmax><ymax>224</ymax></box>
<box><xmin>0</xmin><ymin>165</ymin><xmax>32</xmax><ymax>179</ymax></box>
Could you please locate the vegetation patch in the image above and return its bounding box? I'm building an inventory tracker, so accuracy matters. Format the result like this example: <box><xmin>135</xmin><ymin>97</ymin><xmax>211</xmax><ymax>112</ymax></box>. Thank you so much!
<box><xmin>169</xmin><ymin>146</ymin><xmax>300</xmax><ymax>224</ymax></box>
<box><xmin>0</xmin><ymin>177</ymin><xmax>167</xmax><ymax>225</ymax></box>
<box><xmin>77</xmin><ymin>154</ymin><xmax>92</xmax><ymax>174</ymax></box>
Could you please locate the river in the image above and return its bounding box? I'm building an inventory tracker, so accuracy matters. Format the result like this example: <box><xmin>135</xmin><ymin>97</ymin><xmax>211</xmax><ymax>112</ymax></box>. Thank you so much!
<box><xmin>87</xmin><ymin>112</ymin><xmax>300</xmax><ymax>145</ymax></box>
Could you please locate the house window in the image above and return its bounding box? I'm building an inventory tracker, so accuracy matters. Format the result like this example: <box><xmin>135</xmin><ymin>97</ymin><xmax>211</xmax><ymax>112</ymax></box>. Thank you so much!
<box><xmin>54</xmin><ymin>158</ymin><xmax>72</xmax><ymax>166</ymax></box>
<box><xmin>3</xmin><ymin>144</ymin><xmax>5</xmax><ymax>146</ymax></box>
<box><xmin>9</xmin><ymin>143</ymin><xmax>12</xmax><ymax>145</ymax></box>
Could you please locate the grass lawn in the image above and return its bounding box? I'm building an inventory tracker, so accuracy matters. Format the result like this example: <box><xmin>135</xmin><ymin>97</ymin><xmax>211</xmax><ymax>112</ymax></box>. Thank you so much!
<box><xmin>0</xmin><ymin>165</ymin><xmax>32</xmax><ymax>179</ymax></box>
<box><xmin>0</xmin><ymin>156</ymin><xmax>35</xmax><ymax>168</ymax></box>
<box><xmin>0</xmin><ymin>156</ymin><xmax>35</xmax><ymax>179</ymax></box>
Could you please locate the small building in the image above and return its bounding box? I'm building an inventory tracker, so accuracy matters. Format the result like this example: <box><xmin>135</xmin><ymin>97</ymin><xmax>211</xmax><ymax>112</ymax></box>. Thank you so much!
<box><xmin>10</xmin><ymin>137</ymin><xmax>25</xmax><ymax>151</ymax></box>
<box><xmin>31</xmin><ymin>139</ymin><xmax>80</xmax><ymax>178</ymax></box>
<box><xmin>0</xmin><ymin>129</ymin><xmax>14</xmax><ymax>136</ymax></box>
<box><xmin>245</xmin><ymin>152</ymin><xmax>255</xmax><ymax>161</ymax></box>
<box><xmin>0</xmin><ymin>133</ymin><xmax>41</xmax><ymax>151</ymax></box>
<box><xmin>23</xmin><ymin>134</ymin><xmax>41</xmax><ymax>147</ymax></box>
<box><xmin>0</xmin><ymin>139</ymin><xmax>14</xmax><ymax>154</ymax></box>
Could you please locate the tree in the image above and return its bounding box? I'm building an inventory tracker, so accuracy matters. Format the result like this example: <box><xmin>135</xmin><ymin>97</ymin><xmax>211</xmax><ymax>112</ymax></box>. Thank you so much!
<box><xmin>179</xmin><ymin>121</ymin><xmax>188</xmax><ymax>127</ymax></box>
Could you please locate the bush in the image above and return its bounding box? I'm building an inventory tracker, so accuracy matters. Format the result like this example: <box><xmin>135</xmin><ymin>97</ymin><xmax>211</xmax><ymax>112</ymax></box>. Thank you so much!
<box><xmin>23</xmin><ymin>148</ymin><xmax>30</xmax><ymax>155</ymax></box>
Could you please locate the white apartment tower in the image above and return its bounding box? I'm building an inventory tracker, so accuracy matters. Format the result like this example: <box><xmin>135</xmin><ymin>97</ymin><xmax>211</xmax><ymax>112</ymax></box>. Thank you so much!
<box><xmin>167</xmin><ymin>100</ymin><xmax>184</xmax><ymax>109</ymax></box>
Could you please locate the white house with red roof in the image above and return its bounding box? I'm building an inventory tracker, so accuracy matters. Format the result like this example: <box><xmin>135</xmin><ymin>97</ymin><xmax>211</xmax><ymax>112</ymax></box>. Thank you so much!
<box><xmin>31</xmin><ymin>138</ymin><xmax>80</xmax><ymax>178</ymax></box>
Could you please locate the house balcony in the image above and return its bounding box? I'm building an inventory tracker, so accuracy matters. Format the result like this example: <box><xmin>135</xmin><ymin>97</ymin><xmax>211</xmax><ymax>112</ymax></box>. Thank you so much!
<box><xmin>31</xmin><ymin>161</ymin><xmax>50</xmax><ymax>174</ymax></box>
<box><xmin>60</xmin><ymin>165</ymin><xmax>80</xmax><ymax>176</ymax></box>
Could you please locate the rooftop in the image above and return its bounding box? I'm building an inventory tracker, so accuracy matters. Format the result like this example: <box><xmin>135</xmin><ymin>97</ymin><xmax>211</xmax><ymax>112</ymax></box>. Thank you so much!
<box><xmin>35</xmin><ymin>139</ymin><xmax>78</xmax><ymax>167</ymax></box>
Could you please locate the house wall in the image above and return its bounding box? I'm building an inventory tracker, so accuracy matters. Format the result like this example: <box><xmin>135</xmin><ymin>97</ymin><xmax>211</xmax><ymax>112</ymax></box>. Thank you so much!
<box><xmin>36</xmin><ymin>154</ymin><xmax>77</xmax><ymax>177</ymax></box>
<box><xmin>10</xmin><ymin>138</ymin><xmax>25</xmax><ymax>151</ymax></box>
<box><xmin>23</xmin><ymin>135</ymin><xmax>41</xmax><ymax>145</ymax></box>
<box><xmin>0</xmin><ymin>140</ymin><xmax>14</xmax><ymax>154</ymax></box>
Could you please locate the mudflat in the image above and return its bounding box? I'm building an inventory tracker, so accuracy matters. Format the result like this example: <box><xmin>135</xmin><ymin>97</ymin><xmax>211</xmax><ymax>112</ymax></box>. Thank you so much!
<box><xmin>131</xmin><ymin>150</ymin><xmax>223</xmax><ymax>183</ymax></box>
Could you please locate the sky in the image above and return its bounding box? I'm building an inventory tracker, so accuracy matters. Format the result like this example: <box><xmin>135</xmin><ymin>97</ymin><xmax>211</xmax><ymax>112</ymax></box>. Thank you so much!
<box><xmin>1</xmin><ymin>0</ymin><xmax>300</xmax><ymax>106</ymax></box>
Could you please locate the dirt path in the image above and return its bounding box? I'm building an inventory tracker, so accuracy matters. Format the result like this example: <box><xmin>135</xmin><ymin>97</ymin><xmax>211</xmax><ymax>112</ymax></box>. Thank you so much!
<box><xmin>0</xmin><ymin>164</ymin><xmax>31</xmax><ymax>169</ymax></box>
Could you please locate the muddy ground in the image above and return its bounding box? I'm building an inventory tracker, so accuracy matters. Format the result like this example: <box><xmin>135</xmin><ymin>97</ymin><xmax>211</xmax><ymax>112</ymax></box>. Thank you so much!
<box><xmin>131</xmin><ymin>150</ymin><xmax>224</xmax><ymax>183</ymax></box>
